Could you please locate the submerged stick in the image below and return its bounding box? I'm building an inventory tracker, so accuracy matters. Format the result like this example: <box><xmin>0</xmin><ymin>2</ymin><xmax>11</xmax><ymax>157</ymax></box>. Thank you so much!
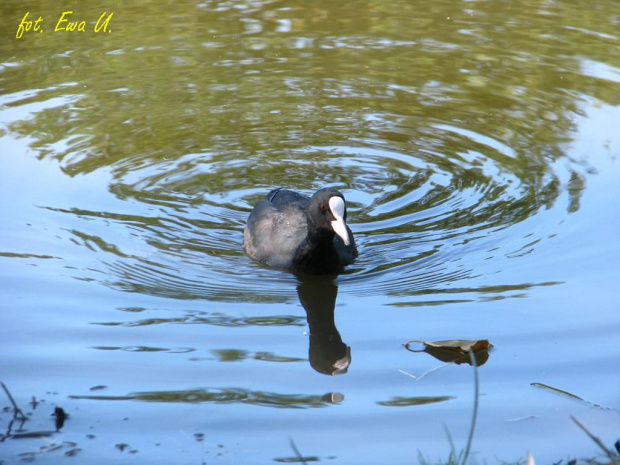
<box><xmin>532</xmin><ymin>383</ymin><xmax>613</xmax><ymax>411</ymax></box>
<box><xmin>0</xmin><ymin>382</ymin><xmax>27</xmax><ymax>420</ymax></box>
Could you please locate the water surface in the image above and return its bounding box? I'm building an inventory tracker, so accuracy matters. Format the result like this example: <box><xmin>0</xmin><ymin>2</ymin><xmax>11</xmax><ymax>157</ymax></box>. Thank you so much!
<box><xmin>1</xmin><ymin>1</ymin><xmax>620</xmax><ymax>464</ymax></box>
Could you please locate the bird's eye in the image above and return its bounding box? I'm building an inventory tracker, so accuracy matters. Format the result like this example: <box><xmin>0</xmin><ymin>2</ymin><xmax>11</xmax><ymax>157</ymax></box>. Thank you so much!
<box><xmin>320</xmin><ymin>204</ymin><xmax>327</xmax><ymax>212</ymax></box>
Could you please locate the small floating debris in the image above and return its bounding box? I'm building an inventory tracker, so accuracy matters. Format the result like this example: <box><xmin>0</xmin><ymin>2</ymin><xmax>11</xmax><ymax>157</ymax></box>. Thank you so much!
<box><xmin>53</xmin><ymin>406</ymin><xmax>68</xmax><ymax>431</ymax></box>
<box><xmin>89</xmin><ymin>385</ymin><xmax>108</xmax><ymax>391</ymax></box>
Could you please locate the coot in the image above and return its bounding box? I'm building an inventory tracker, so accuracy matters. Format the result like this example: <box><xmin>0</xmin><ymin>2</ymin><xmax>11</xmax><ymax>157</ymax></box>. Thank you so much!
<box><xmin>244</xmin><ymin>187</ymin><xmax>357</xmax><ymax>274</ymax></box>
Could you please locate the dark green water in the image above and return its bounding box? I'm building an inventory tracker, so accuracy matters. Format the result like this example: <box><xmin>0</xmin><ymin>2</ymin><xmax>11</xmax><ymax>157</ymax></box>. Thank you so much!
<box><xmin>1</xmin><ymin>1</ymin><xmax>619</xmax><ymax>463</ymax></box>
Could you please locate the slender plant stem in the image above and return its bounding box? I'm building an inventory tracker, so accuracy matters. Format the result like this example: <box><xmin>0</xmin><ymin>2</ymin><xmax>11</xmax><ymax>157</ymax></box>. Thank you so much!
<box><xmin>289</xmin><ymin>438</ymin><xmax>308</xmax><ymax>465</ymax></box>
<box><xmin>460</xmin><ymin>350</ymin><xmax>479</xmax><ymax>465</ymax></box>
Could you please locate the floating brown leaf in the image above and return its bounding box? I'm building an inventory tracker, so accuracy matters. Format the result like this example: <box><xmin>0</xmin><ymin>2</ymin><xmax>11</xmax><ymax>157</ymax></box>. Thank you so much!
<box><xmin>404</xmin><ymin>339</ymin><xmax>493</xmax><ymax>366</ymax></box>
<box><xmin>426</xmin><ymin>339</ymin><xmax>491</xmax><ymax>353</ymax></box>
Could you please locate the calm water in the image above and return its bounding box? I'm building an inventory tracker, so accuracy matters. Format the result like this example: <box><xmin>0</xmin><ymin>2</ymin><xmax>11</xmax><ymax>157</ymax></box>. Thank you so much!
<box><xmin>1</xmin><ymin>1</ymin><xmax>620</xmax><ymax>463</ymax></box>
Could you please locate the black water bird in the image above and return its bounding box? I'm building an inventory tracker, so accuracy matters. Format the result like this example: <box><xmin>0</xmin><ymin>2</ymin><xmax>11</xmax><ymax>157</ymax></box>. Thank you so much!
<box><xmin>244</xmin><ymin>187</ymin><xmax>357</xmax><ymax>274</ymax></box>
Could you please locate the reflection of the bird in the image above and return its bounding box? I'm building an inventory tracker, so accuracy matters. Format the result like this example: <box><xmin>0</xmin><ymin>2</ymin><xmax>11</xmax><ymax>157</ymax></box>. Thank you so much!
<box><xmin>296</xmin><ymin>275</ymin><xmax>350</xmax><ymax>376</ymax></box>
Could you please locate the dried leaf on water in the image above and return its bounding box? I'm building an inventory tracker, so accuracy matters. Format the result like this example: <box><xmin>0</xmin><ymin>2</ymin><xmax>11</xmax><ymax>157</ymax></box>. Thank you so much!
<box><xmin>403</xmin><ymin>339</ymin><xmax>493</xmax><ymax>366</ymax></box>
<box><xmin>423</xmin><ymin>339</ymin><xmax>492</xmax><ymax>352</ymax></box>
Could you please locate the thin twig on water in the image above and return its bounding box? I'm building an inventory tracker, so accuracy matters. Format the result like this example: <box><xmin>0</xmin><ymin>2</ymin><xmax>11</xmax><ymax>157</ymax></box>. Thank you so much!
<box><xmin>571</xmin><ymin>416</ymin><xmax>618</xmax><ymax>462</ymax></box>
<box><xmin>1</xmin><ymin>382</ymin><xmax>27</xmax><ymax>420</ymax></box>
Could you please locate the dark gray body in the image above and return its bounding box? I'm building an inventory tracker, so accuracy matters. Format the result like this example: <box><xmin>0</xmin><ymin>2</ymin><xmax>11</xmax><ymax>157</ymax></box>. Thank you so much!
<box><xmin>244</xmin><ymin>188</ymin><xmax>357</xmax><ymax>274</ymax></box>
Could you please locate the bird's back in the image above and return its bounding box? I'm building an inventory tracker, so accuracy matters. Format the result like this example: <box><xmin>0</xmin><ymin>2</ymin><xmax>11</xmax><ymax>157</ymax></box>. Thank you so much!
<box><xmin>244</xmin><ymin>189</ymin><xmax>310</xmax><ymax>269</ymax></box>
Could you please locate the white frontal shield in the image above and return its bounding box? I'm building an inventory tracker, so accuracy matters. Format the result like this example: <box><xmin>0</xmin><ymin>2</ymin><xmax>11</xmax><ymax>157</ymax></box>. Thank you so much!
<box><xmin>329</xmin><ymin>196</ymin><xmax>350</xmax><ymax>246</ymax></box>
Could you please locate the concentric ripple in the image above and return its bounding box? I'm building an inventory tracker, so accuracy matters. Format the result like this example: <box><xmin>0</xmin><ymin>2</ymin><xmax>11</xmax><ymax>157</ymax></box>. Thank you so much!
<box><xmin>0</xmin><ymin>76</ymin><xmax>584</xmax><ymax>306</ymax></box>
<box><xmin>301</xmin><ymin>135</ymin><xmax>574</xmax><ymax>301</ymax></box>
<box><xmin>53</xmin><ymin>121</ymin><xmax>581</xmax><ymax>305</ymax></box>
